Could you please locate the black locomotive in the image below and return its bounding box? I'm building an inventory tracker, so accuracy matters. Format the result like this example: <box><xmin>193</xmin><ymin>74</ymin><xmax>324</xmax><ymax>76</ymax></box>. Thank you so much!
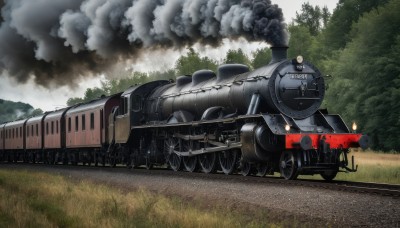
<box><xmin>108</xmin><ymin>47</ymin><xmax>367</xmax><ymax>180</ymax></box>
<box><xmin>1</xmin><ymin>47</ymin><xmax>368</xmax><ymax>180</ymax></box>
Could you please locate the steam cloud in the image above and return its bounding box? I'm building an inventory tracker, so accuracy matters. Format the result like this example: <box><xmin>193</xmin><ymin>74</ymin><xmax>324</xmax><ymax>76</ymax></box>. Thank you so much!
<box><xmin>0</xmin><ymin>0</ymin><xmax>288</xmax><ymax>87</ymax></box>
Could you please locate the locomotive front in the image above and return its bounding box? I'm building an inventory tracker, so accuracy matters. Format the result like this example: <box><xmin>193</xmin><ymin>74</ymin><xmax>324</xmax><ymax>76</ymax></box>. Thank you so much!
<box><xmin>259</xmin><ymin>47</ymin><xmax>325</xmax><ymax>119</ymax></box>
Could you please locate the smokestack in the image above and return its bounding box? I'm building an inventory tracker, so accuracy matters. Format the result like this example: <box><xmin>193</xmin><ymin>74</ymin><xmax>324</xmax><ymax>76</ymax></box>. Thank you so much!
<box><xmin>270</xmin><ymin>46</ymin><xmax>288</xmax><ymax>64</ymax></box>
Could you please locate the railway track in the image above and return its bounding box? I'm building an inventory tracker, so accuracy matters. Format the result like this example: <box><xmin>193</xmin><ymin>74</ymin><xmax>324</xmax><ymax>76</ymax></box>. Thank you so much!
<box><xmin>1</xmin><ymin>163</ymin><xmax>399</xmax><ymax>198</ymax></box>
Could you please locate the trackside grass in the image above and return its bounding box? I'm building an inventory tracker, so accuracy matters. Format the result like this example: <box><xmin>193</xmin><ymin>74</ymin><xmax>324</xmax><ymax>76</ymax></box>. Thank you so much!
<box><xmin>0</xmin><ymin>170</ymin><xmax>284</xmax><ymax>228</ymax></box>
<box><xmin>299</xmin><ymin>150</ymin><xmax>400</xmax><ymax>184</ymax></box>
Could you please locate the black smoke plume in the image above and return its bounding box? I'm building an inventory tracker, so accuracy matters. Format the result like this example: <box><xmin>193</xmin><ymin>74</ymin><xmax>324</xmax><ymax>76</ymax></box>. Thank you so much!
<box><xmin>0</xmin><ymin>0</ymin><xmax>288</xmax><ymax>87</ymax></box>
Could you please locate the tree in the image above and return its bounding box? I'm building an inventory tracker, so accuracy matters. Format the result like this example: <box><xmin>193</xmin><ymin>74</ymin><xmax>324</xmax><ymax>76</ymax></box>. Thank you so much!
<box><xmin>29</xmin><ymin>108</ymin><xmax>43</xmax><ymax>117</ymax></box>
<box><xmin>103</xmin><ymin>71</ymin><xmax>149</xmax><ymax>95</ymax></box>
<box><xmin>325</xmin><ymin>0</ymin><xmax>400</xmax><ymax>151</ymax></box>
<box><xmin>251</xmin><ymin>48</ymin><xmax>271</xmax><ymax>69</ymax></box>
<box><xmin>321</xmin><ymin>6</ymin><xmax>331</xmax><ymax>28</ymax></box>
<box><xmin>66</xmin><ymin>97</ymin><xmax>84</xmax><ymax>106</ymax></box>
<box><xmin>294</xmin><ymin>3</ymin><xmax>322</xmax><ymax>36</ymax></box>
<box><xmin>320</xmin><ymin>0</ymin><xmax>389</xmax><ymax>55</ymax></box>
<box><xmin>84</xmin><ymin>88</ymin><xmax>107</xmax><ymax>101</ymax></box>
<box><xmin>175</xmin><ymin>48</ymin><xmax>218</xmax><ymax>75</ymax></box>
<box><xmin>148</xmin><ymin>69</ymin><xmax>176</xmax><ymax>81</ymax></box>
<box><xmin>224</xmin><ymin>49</ymin><xmax>251</xmax><ymax>67</ymax></box>
<box><xmin>287</xmin><ymin>24</ymin><xmax>314</xmax><ymax>59</ymax></box>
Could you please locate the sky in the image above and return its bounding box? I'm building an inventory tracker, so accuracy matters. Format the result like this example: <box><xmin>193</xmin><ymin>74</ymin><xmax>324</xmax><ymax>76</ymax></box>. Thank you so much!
<box><xmin>0</xmin><ymin>0</ymin><xmax>339</xmax><ymax>112</ymax></box>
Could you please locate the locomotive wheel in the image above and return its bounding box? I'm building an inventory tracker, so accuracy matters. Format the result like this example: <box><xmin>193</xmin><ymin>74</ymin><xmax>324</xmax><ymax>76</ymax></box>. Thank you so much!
<box><xmin>279</xmin><ymin>151</ymin><xmax>299</xmax><ymax>180</ymax></box>
<box><xmin>199</xmin><ymin>153</ymin><xmax>217</xmax><ymax>173</ymax></box>
<box><xmin>109</xmin><ymin>156</ymin><xmax>117</xmax><ymax>168</ymax></box>
<box><xmin>240</xmin><ymin>162</ymin><xmax>252</xmax><ymax>176</ymax></box>
<box><xmin>182</xmin><ymin>141</ymin><xmax>198</xmax><ymax>172</ymax></box>
<box><xmin>320</xmin><ymin>170</ymin><xmax>338</xmax><ymax>181</ymax></box>
<box><xmin>164</xmin><ymin>137</ymin><xmax>182</xmax><ymax>171</ymax></box>
<box><xmin>219</xmin><ymin>150</ymin><xmax>238</xmax><ymax>175</ymax></box>
<box><xmin>183</xmin><ymin>156</ymin><xmax>198</xmax><ymax>172</ymax></box>
<box><xmin>127</xmin><ymin>153</ymin><xmax>136</xmax><ymax>169</ymax></box>
<box><xmin>145</xmin><ymin>156</ymin><xmax>153</xmax><ymax>170</ymax></box>
<box><xmin>256</xmin><ymin>164</ymin><xmax>269</xmax><ymax>177</ymax></box>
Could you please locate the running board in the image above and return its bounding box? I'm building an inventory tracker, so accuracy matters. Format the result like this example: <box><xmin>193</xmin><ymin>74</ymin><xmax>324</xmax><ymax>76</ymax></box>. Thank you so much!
<box><xmin>174</xmin><ymin>142</ymin><xmax>242</xmax><ymax>157</ymax></box>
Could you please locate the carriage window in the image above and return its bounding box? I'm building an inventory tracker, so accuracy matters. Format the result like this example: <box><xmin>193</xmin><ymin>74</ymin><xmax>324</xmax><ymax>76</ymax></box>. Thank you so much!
<box><xmin>16</xmin><ymin>128</ymin><xmax>18</xmax><ymax>138</ymax></box>
<box><xmin>36</xmin><ymin>124</ymin><xmax>39</xmax><ymax>136</ymax></box>
<box><xmin>124</xmin><ymin>97</ymin><xmax>129</xmax><ymax>114</ymax></box>
<box><xmin>120</xmin><ymin>97</ymin><xmax>129</xmax><ymax>115</ymax></box>
<box><xmin>132</xmin><ymin>95</ymin><xmax>142</xmax><ymax>111</ymax></box>
<box><xmin>75</xmin><ymin>116</ymin><xmax>79</xmax><ymax>131</ymax></box>
<box><xmin>90</xmin><ymin>113</ymin><xmax>94</xmax><ymax>130</ymax></box>
<box><xmin>82</xmin><ymin>114</ymin><xmax>86</xmax><ymax>131</ymax></box>
<box><xmin>31</xmin><ymin>125</ymin><xmax>33</xmax><ymax>137</ymax></box>
<box><xmin>51</xmin><ymin>121</ymin><xmax>54</xmax><ymax>134</ymax></box>
<box><xmin>12</xmin><ymin>129</ymin><xmax>14</xmax><ymax>138</ymax></box>
<box><xmin>27</xmin><ymin>126</ymin><xmax>29</xmax><ymax>137</ymax></box>
<box><xmin>46</xmin><ymin>123</ymin><xmax>49</xmax><ymax>135</ymax></box>
<box><xmin>100</xmin><ymin>110</ymin><xmax>104</xmax><ymax>129</ymax></box>
<box><xmin>68</xmin><ymin>117</ymin><xmax>71</xmax><ymax>132</ymax></box>
<box><xmin>56</xmin><ymin>120</ymin><xmax>59</xmax><ymax>134</ymax></box>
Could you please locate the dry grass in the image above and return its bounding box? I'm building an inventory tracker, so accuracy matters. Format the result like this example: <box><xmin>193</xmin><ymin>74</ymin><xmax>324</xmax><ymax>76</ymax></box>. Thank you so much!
<box><xmin>299</xmin><ymin>150</ymin><xmax>400</xmax><ymax>184</ymax></box>
<box><xmin>0</xmin><ymin>170</ymin><xmax>278</xmax><ymax>228</ymax></box>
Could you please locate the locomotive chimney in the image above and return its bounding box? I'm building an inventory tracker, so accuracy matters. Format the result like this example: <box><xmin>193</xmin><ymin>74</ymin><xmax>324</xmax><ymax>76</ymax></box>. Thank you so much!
<box><xmin>270</xmin><ymin>46</ymin><xmax>288</xmax><ymax>63</ymax></box>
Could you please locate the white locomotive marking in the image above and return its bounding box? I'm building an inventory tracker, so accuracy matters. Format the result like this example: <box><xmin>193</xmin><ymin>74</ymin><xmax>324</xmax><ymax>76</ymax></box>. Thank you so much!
<box><xmin>288</xmin><ymin>74</ymin><xmax>308</xmax><ymax>80</ymax></box>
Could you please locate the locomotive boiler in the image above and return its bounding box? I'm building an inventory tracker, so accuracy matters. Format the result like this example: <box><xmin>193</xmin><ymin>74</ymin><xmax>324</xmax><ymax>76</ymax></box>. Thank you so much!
<box><xmin>146</xmin><ymin>47</ymin><xmax>324</xmax><ymax>122</ymax></box>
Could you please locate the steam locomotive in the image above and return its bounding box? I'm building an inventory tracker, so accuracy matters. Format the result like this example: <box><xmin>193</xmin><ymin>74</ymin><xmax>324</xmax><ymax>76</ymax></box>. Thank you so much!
<box><xmin>0</xmin><ymin>47</ymin><xmax>368</xmax><ymax>180</ymax></box>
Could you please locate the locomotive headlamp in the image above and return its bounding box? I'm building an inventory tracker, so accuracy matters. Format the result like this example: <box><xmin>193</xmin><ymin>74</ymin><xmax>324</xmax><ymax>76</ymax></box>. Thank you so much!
<box><xmin>285</xmin><ymin>124</ymin><xmax>291</xmax><ymax>132</ymax></box>
<box><xmin>296</xmin><ymin>55</ymin><xmax>304</xmax><ymax>64</ymax></box>
<box><xmin>352</xmin><ymin>122</ymin><xmax>357</xmax><ymax>132</ymax></box>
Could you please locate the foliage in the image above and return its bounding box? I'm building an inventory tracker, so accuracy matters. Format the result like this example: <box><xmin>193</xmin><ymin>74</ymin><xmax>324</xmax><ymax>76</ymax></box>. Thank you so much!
<box><xmin>320</xmin><ymin>0</ymin><xmax>389</xmax><ymax>55</ymax></box>
<box><xmin>175</xmin><ymin>48</ymin><xmax>218</xmax><ymax>75</ymax></box>
<box><xmin>325</xmin><ymin>0</ymin><xmax>400</xmax><ymax>150</ymax></box>
<box><xmin>287</xmin><ymin>24</ymin><xmax>315</xmax><ymax>59</ymax></box>
<box><xmin>251</xmin><ymin>48</ymin><xmax>272</xmax><ymax>68</ymax></box>
<box><xmin>224</xmin><ymin>48</ymin><xmax>251</xmax><ymax>67</ymax></box>
<box><xmin>294</xmin><ymin>3</ymin><xmax>330</xmax><ymax>36</ymax></box>
<box><xmin>0</xmin><ymin>99</ymin><xmax>43</xmax><ymax>123</ymax></box>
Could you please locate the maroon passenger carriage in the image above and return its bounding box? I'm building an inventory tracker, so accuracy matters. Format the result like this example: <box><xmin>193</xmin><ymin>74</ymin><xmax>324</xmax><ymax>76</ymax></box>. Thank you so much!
<box><xmin>65</xmin><ymin>94</ymin><xmax>120</xmax><ymax>165</ymax></box>
<box><xmin>43</xmin><ymin>108</ymin><xmax>70</xmax><ymax>164</ymax></box>
<box><xmin>25</xmin><ymin>114</ymin><xmax>46</xmax><ymax>163</ymax></box>
<box><xmin>0</xmin><ymin>123</ymin><xmax>4</xmax><ymax>161</ymax></box>
<box><xmin>3</xmin><ymin>119</ymin><xmax>27</xmax><ymax>162</ymax></box>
